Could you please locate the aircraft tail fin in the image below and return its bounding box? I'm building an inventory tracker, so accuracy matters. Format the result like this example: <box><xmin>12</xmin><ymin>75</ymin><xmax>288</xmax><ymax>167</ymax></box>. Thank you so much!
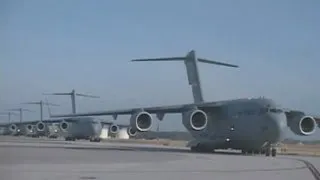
<box><xmin>45</xmin><ymin>98</ymin><xmax>52</xmax><ymax>118</ymax></box>
<box><xmin>43</xmin><ymin>89</ymin><xmax>99</xmax><ymax>114</ymax></box>
<box><xmin>131</xmin><ymin>50</ymin><xmax>239</xmax><ymax>103</ymax></box>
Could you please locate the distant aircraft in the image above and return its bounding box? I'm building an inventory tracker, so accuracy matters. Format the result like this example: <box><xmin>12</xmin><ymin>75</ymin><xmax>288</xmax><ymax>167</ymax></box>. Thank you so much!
<box><xmin>50</xmin><ymin>50</ymin><xmax>320</xmax><ymax>157</ymax></box>
<box><xmin>44</xmin><ymin>90</ymin><xmax>135</xmax><ymax>141</ymax></box>
<box><xmin>5</xmin><ymin>108</ymin><xmax>36</xmax><ymax>136</ymax></box>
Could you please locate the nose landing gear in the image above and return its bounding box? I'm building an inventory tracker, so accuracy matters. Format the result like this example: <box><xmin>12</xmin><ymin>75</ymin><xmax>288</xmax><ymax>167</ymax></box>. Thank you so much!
<box><xmin>265</xmin><ymin>147</ymin><xmax>277</xmax><ymax>157</ymax></box>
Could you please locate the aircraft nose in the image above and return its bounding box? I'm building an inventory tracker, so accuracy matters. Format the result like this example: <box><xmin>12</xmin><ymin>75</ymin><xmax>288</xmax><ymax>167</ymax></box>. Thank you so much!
<box><xmin>267</xmin><ymin>112</ymin><xmax>287</xmax><ymax>143</ymax></box>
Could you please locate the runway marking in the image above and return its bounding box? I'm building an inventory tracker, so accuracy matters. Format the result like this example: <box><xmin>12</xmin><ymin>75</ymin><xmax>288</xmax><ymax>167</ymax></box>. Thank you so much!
<box><xmin>294</xmin><ymin>159</ymin><xmax>320</xmax><ymax>180</ymax></box>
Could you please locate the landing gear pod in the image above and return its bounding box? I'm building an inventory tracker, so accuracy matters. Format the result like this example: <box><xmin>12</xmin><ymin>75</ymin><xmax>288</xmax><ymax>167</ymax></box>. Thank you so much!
<box><xmin>130</xmin><ymin>111</ymin><xmax>153</xmax><ymax>132</ymax></box>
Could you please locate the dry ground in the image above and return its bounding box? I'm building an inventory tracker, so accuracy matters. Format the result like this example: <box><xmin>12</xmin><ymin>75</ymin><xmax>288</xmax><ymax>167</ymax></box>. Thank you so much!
<box><xmin>103</xmin><ymin>138</ymin><xmax>320</xmax><ymax>156</ymax></box>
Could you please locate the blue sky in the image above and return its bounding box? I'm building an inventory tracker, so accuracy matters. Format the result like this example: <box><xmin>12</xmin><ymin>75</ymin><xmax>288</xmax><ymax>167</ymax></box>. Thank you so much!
<box><xmin>1</xmin><ymin>0</ymin><xmax>320</xmax><ymax>140</ymax></box>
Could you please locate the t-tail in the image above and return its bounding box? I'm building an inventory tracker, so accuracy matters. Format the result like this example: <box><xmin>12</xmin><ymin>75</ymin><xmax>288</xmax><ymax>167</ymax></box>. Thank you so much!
<box><xmin>43</xmin><ymin>89</ymin><xmax>100</xmax><ymax>114</ymax></box>
<box><xmin>131</xmin><ymin>50</ymin><xmax>239</xmax><ymax>103</ymax></box>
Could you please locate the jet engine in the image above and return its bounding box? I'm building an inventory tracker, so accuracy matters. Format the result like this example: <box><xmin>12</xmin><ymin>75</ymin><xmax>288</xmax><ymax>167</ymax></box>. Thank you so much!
<box><xmin>109</xmin><ymin>124</ymin><xmax>119</xmax><ymax>134</ymax></box>
<box><xmin>36</xmin><ymin>121</ymin><xmax>46</xmax><ymax>132</ymax></box>
<box><xmin>127</xmin><ymin>127</ymin><xmax>137</xmax><ymax>137</ymax></box>
<box><xmin>183</xmin><ymin>109</ymin><xmax>208</xmax><ymax>131</ymax></box>
<box><xmin>27</xmin><ymin>124</ymin><xmax>33</xmax><ymax>131</ymax></box>
<box><xmin>59</xmin><ymin>121</ymin><xmax>70</xmax><ymax>132</ymax></box>
<box><xmin>9</xmin><ymin>124</ymin><xmax>17</xmax><ymax>133</ymax></box>
<box><xmin>130</xmin><ymin>111</ymin><xmax>153</xmax><ymax>132</ymax></box>
<box><xmin>288</xmin><ymin>115</ymin><xmax>317</xmax><ymax>136</ymax></box>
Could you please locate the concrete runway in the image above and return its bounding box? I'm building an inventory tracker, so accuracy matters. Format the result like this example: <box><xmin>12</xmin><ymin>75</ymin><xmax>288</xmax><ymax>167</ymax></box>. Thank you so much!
<box><xmin>0</xmin><ymin>137</ymin><xmax>319</xmax><ymax>180</ymax></box>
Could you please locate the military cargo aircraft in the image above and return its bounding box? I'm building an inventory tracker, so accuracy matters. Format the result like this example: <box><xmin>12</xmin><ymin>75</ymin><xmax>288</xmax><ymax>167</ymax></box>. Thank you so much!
<box><xmin>46</xmin><ymin>50</ymin><xmax>320</xmax><ymax>157</ymax></box>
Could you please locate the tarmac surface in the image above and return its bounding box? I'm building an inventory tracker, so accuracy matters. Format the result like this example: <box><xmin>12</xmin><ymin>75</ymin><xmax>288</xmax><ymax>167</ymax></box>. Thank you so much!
<box><xmin>0</xmin><ymin>136</ymin><xmax>319</xmax><ymax>180</ymax></box>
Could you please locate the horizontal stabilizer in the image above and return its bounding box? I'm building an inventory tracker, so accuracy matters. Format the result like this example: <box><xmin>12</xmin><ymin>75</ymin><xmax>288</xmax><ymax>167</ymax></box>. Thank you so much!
<box><xmin>75</xmin><ymin>93</ymin><xmax>100</xmax><ymax>98</ymax></box>
<box><xmin>43</xmin><ymin>91</ymin><xmax>99</xmax><ymax>98</ymax></box>
<box><xmin>7</xmin><ymin>108</ymin><xmax>34</xmax><ymax>112</ymax></box>
<box><xmin>43</xmin><ymin>93</ymin><xmax>71</xmax><ymax>95</ymax></box>
<box><xmin>0</xmin><ymin>112</ymin><xmax>18</xmax><ymax>115</ymax></box>
<box><xmin>132</xmin><ymin>57</ymin><xmax>185</xmax><ymax>62</ymax></box>
<box><xmin>22</xmin><ymin>102</ymin><xmax>59</xmax><ymax>106</ymax></box>
<box><xmin>197</xmin><ymin>58</ymin><xmax>239</xmax><ymax>68</ymax></box>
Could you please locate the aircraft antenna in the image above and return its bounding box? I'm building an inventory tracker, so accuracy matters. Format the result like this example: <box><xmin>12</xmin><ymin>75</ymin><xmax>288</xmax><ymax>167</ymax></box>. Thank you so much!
<box><xmin>131</xmin><ymin>50</ymin><xmax>239</xmax><ymax>103</ymax></box>
<box><xmin>43</xmin><ymin>89</ymin><xmax>100</xmax><ymax>114</ymax></box>
<box><xmin>21</xmin><ymin>100</ymin><xmax>59</xmax><ymax>121</ymax></box>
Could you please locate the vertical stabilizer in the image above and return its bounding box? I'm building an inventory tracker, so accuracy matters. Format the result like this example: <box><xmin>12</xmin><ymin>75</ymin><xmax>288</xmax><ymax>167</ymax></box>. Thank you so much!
<box><xmin>184</xmin><ymin>50</ymin><xmax>203</xmax><ymax>103</ymax></box>
<box><xmin>131</xmin><ymin>50</ymin><xmax>239</xmax><ymax>103</ymax></box>
<box><xmin>43</xmin><ymin>89</ymin><xmax>99</xmax><ymax>114</ymax></box>
<box><xmin>7</xmin><ymin>108</ymin><xmax>33</xmax><ymax>123</ymax></box>
<box><xmin>22</xmin><ymin>101</ymin><xmax>59</xmax><ymax>121</ymax></box>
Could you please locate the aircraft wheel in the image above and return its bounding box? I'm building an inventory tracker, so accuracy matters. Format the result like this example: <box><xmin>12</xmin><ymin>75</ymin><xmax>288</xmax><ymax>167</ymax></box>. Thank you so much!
<box><xmin>190</xmin><ymin>146</ymin><xmax>199</xmax><ymax>152</ymax></box>
<box><xmin>241</xmin><ymin>149</ymin><xmax>247</xmax><ymax>155</ymax></box>
<box><xmin>265</xmin><ymin>148</ymin><xmax>270</xmax><ymax>157</ymax></box>
<box><xmin>253</xmin><ymin>150</ymin><xmax>260</xmax><ymax>155</ymax></box>
<box><xmin>271</xmin><ymin>148</ymin><xmax>276</xmax><ymax>157</ymax></box>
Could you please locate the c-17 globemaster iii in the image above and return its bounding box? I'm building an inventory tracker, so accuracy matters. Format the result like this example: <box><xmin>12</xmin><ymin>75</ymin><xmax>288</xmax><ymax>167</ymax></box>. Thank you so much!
<box><xmin>51</xmin><ymin>50</ymin><xmax>320</xmax><ymax>157</ymax></box>
<box><xmin>43</xmin><ymin>90</ymin><xmax>137</xmax><ymax>141</ymax></box>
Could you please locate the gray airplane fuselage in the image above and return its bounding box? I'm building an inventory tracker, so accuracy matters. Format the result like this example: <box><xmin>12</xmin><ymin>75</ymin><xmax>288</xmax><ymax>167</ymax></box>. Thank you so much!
<box><xmin>186</xmin><ymin>98</ymin><xmax>287</xmax><ymax>151</ymax></box>
<box><xmin>60</xmin><ymin>117</ymin><xmax>102</xmax><ymax>140</ymax></box>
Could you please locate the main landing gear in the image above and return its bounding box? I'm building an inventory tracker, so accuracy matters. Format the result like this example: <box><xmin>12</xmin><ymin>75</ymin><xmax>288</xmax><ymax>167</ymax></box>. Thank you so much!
<box><xmin>265</xmin><ymin>147</ymin><xmax>277</xmax><ymax>157</ymax></box>
<box><xmin>190</xmin><ymin>144</ymin><xmax>214</xmax><ymax>153</ymax></box>
<box><xmin>65</xmin><ymin>137</ymin><xmax>76</xmax><ymax>141</ymax></box>
<box><xmin>241</xmin><ymin>148</ymin><xmax>276</xmax><ymax>157</ymax></box>
<box><xmin>89</xmin><ymin>137</ymin><xmax>101</xmax><ymax>142</ymax></box>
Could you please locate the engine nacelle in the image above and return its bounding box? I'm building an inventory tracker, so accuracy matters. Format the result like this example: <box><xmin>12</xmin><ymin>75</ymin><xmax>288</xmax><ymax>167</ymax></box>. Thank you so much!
<box><xmin>26</xmin><ymin>124</ymin><xmax>33</xmax><ymax>133</ymax></box>
<box><xmin>288</xmin><ymin>115</ymin><xmax>317</xmax><ymax>136</ymax></box>
<box><xmin>59</xmin><ymin>121</ymin><xmax>70</xmax><ymax>132</ymax></box>
<box><xmin>26</xmin><ymin>124</ymin><xmax>32</xmax><ymax>131</ymax></box>
<box><xmin>130</xmin><ymin>111</ymin><xmax>153</xmax><ymax>132</ymax></box>
<box><xmin>127</xmin><ymin>127</ymin><xmax>137</xmax><ymax>137</ymax></box>
<box><xmin>9</xmin><ymin>124</ymin><xmax>18</xmax><ymax>133</ymax></box>
<box><xmin>36</xmin><ymin>122</ymin><xmax>46</xmax><ymax>132</ymax></box>
<box><xmin>109</xmin><ymin>124</ymin><xmax>119</xmax><ymax>134</ymax></box>
<box><xmin>183</xmin><ymin>109</ymin><xmax>208</xmax><ymax>131</ymax></box>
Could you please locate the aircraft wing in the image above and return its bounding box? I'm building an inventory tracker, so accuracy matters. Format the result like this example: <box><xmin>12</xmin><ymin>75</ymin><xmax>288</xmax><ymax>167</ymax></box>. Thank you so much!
<box><xmin>50</xmin><ymin>101</ymin><xmax>223</xmax><ymax>119</ymax></box>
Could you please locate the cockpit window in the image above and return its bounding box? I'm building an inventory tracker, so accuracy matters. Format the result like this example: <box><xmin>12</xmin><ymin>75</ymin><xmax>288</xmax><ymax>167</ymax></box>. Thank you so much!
<box><xmin>259</xmin><ymin>108</ymin><xmax>269</xmax><ymax>114</ymax></box>
<box><xmin>269</xmin><ymin>108</ymin><xmax>283</xmax><ymax>113</ymax></box>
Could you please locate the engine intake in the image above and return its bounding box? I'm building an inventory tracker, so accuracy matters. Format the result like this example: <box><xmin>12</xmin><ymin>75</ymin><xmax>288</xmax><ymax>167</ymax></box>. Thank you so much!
<box><xmin>183</xmin><ymin>109</ymin><xmax>208</xmax><ymax>131</ymax></box>
<box><xmin>9</xmin><ymin>124</ymin><xmax>17</xmax><ymax>132</ymax></box>
<box><xmin>109</xmin><ymin>124</ymin><xmax>119</xmax><ymax>134</ymax></box>
<box><xmin>299</xmin><ymin>116</ymin><xmax>317</xmax><ymax>135</ymax></box>
<box><xmin>288</xmin><ymin>115</ymin><xmax>317</xmax><ymax>136</ymax></box>
<box><xmin>27</xmin><ymin>124</ymin><xmax>33</xmax><ymax>131</ymax></box>
<box><xmin>60</xmin><ymin>121</ymin><xmax>69</xmax><ymax>131</ymax></box>
<box><xmin>127</xmin><ymin>127</ymin><xmax>137</xmax><ymax>137</ymax></box>
<box><xmin>130</xmin><ymin>111</ymin><xmax>153</xmax><ymax>132</ymax></box>
<box><xmin>36</xmin><ymin>122</ymin><xmax>46</xmax><ymax>132</ymax></box>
